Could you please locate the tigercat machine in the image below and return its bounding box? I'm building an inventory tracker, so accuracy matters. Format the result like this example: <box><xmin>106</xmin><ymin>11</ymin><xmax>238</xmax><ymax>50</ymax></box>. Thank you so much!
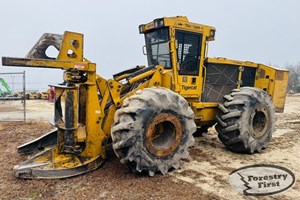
<box><xmin>2</xmin><ymin>16</ymin><xmax>288</xmax><ymax>179</ymax></box>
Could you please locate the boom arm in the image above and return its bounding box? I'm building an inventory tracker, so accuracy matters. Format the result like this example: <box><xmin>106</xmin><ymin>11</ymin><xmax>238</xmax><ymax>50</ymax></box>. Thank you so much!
<box><xmin>2</xmin><ymin>31</ymin><xmax>96</xmax><ymax>84</ymax></box>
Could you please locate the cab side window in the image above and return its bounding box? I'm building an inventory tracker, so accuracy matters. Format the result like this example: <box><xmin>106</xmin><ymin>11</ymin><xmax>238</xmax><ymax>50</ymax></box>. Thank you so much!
<box><xmin>176</xmin><ymin>31</ymin><xmax>202</xmax><ymax>75</ymax></box>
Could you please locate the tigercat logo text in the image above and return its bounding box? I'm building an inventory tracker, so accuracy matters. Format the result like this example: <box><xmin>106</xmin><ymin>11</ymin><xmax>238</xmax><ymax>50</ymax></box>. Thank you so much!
<box><xmin>182</xmin><ymin>85</ymin><xmax>197</xmax><ymax>91</ymax></box>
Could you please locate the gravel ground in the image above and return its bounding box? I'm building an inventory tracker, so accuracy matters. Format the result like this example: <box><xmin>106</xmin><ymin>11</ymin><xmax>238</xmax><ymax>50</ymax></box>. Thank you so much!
<box><xmin>0</xmin><ymin>95</ymin><xmax>299</xmax><ymax>199</ymax></box>
<box><xmin>0</xmin><ymin>100</ymin><xmax>54</xmax><ymax>121</ymax></box>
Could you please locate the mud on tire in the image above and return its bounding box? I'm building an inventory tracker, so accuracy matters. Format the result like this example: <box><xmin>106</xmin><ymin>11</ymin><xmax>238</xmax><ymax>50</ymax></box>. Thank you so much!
<box><xmin>216</xmin><ymin>87</ymin><xmax>276</xmax><ymax>154</ymax></box>
<box><xmin>111</xmin><ymin>88</ymin><xmax>196</xmax><ymax>176</ymax></box>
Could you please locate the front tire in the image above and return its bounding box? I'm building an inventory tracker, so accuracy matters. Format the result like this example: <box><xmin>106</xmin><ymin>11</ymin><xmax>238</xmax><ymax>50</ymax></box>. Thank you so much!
<box><xmin>216</xmin><ymin>87</ymin><xmax>276</xmax><ymax>153</ymax></box>
<box><xmin>111</xmin><ymin>88</ymin><xmax>196</xmax><ymax>176</ymax></box>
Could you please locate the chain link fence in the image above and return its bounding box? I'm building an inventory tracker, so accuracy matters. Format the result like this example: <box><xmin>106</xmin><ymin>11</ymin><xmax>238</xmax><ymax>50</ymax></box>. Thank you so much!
<box><xmin>0</xmin><ymin>71</ymin><xmax>26</xmax><ymax>121</ymax></box>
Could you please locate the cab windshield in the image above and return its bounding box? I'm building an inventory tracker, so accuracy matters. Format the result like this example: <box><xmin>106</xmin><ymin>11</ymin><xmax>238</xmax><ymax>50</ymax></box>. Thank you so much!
<box><xmin>145</xmin><ymin>28</ymin><xmax>171</xmax><ymax>69</ymax></box>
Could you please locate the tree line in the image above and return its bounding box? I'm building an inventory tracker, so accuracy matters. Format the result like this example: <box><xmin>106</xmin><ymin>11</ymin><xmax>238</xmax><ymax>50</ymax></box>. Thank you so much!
<box><xmin>285</xmin><ymin>63</ymin><xmax>300</xmax><ymax>93</ymax></box>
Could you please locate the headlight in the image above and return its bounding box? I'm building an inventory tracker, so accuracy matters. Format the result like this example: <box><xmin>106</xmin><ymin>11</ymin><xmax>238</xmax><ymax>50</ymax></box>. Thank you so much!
<box><xmin>208</xmin><ymin>29</ymin><xmax>216</xmax><ymax>41</ymax></box>
<box><xmin>210</xmin><ymin>30</ymin><xmax>215</xmax><ymax>37</ymax></box>
<box><xmin>139</xmin><ymin>25</ymin><xmax>144</xmax><ymax>33</ymax></box>
<box><xmin>154</xmin><ymin>19</ymin><xmax>164</xmax><ymax>28</ymax></box>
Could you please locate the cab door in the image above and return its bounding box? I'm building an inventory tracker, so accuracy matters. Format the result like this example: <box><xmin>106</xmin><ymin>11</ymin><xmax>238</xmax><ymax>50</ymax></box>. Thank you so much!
<box><xmin>175</xmin><ymin>30</ymin><xmax>204</xmax><ymax>98</ymax></box>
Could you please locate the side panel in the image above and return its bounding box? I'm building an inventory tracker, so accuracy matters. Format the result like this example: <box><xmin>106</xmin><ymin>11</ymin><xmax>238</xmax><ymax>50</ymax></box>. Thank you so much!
<box><xmin>254</xmin><ymin>65</ymin><xmax>275</xmax><ymax>93</ymax></box>
<box><xmin>192</xmin><ymin>58</ymin><xmax>289</xmax><ymax>126</ymax></box>
<box><xmin>254</xmin><ymin>64</ymin><xmax>289</xmax><ymax>112</ymax></box>
<box><xmin>193</xmin><ymin>61</ymin><xmax>240</xmax><ymax>126</ymax></box>
<box><xmin>273</xmin><ymin>71</ymin><xmax>289</xmax><ymax>112</ymax></box>
<box><xmin>202</xmin><ymin>62</ymin><xmax>239</xmax><ymax>102</ymax></box>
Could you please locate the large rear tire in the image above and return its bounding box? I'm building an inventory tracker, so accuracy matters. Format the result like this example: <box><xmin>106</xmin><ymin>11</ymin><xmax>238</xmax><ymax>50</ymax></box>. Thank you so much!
<box><xmin>216</xmin><ymin>87</ymin><xmax>276</xmax><ymax>154</ymax></box>
<box><xmin>111</xmin><ymin>88</ymin><xmax>196</xmax><ymax>176</ymax></box>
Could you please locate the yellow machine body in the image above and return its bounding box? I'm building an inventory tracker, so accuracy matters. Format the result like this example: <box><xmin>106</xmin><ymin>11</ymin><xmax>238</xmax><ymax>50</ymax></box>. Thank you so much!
<box><xmin>2</xmin><ymin>16</ymin><xmax>289</xmax><ymax>179</ymax></box>
<box><xmin>138</xmin><ymin>16</ymin><xmax>288</xmax><ymax>125</ymax></box>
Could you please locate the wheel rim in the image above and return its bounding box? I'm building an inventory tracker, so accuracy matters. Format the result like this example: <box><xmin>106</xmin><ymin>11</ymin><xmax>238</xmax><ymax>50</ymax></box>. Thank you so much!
<box><xmin>250</xmin><ymin>108</ymin><xmax>269</xmax><ymax>139</ymax></box>
<box><xmin>145</xmin><ymin>113</ymin><xmax>183</xmax><ymax>157</ymax></box>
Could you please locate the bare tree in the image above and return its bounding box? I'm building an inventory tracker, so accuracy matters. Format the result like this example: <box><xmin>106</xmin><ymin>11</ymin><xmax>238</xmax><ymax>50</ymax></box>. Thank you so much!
<box><xmin>285</xmin><ymin>63</ymin><xmax>300</xmax><ymax>92</ymax></box>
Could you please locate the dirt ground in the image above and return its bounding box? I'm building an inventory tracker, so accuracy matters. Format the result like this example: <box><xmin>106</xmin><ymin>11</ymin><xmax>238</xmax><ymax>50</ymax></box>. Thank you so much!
<box><xmin>0</xmin><ymin>96</ymin><xmax>299</xmax><ymax>200</ymax></box>
<box><xmin>0</xmin><ymin>100</ymin><xmax>54</xmax><ymax>121</ymax></box>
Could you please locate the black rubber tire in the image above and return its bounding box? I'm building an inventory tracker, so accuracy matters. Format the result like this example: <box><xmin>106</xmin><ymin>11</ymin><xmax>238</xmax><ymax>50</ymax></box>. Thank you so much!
<box><xmin>111</xmin><ymin>88</ymin><xmax>196</xmax><ymax>176</ymax></box>
<box><xmin>216</xmin><ymin>87</ymin><xmax>276</xmax><ymax>154</ymax></box>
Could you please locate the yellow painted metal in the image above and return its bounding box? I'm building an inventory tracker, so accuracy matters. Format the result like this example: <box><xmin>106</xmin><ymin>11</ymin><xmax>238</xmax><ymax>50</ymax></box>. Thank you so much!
<box><xmin>169</xmin><ymin>27</ymin><xmax>179</xmax><ymax>89</ymax></box>
<box><xmin>148</xmin><ymin>66</ymin><xmax>164</xmax><ymax>86</ymax></box>
<box><xmin>29</xmin><ymin>146</ymin><xmax>101</xmax><ymax>171</ymax></box>
<box><xmin>128</xmin><ymin>69</ymin><xmax>156</xmax><ymax>85</ymax></box>
<box><xmin>107</xmin><ymin>79</ymin><xmax>123</xmax><ymax>108</ymax></box>
<box><xmin>190</xmin><ymin>102</ymin><xmax>219</xmax><ymax>125</ymax></box>
<box><xmin>140</xmin><ymin>16</ymin><xmax>216</xmax><ymax>42</ymax></box>
<box><xmin>3</xmin><ymin>31</ymin><xmax>109</xmax><ymax>175</ymax></box>
<box><xmin>96</xmin><ymin>75</ymin><xmax>109</xmax><ymax>98</ymax></box>
<box><xmin>254</xmin><ymin>64</ymin><xmax>289</xmax><ymax>112</ymax></box>
<box><xmin>101</xmin><ymin>67</ymin><xmax>164</xmax><ymax>136</ymax></box>
<box><xmin>114</xmin><ymin>74</ymin><xmax>130</xmax><ymax>82</ymax></box>
<box><xmin>81</xmin><ymin>83</ymin><xmax>106</xmax><ymax>158</ymax></box>
<box><xmin>168</xmin><ymin>24</ymin><xmax>206</xmax><ymax>98</ymax></box>
<box><xmin>2</xmin><ymin>17</ymin><xmax>289</xmax><ymax>178</ymax></box>
<box><xmin>57</xmin><ymin>31</ymin><xmax>83</xmax><ymax>62</ymax></box>
<box><xmin>161</xmin><ymin>70</ymin><xmax>173</xmax><ymax>89</ymax></box>
<box><xmin>5</xmin><ymin>18</ymin><xmax>289</xmax><ymax>149</ymax></box>
<box><xmin>206</xmin><ymin>57</ymin><xmax>257</xmax><ymax>68</ymax></box>
<box><xmin>237</xmin><ymin>66</ymin><xmax>243</xmax><ymax>89</ymax></box>
<box><xmin>2</xmin><ymin>57</ymin><xmax>94</xmax><ymax>72</ymax></box>
<box><xmin>102</xmin><ymin>105</ymin><xmax>117</xmax><ymax>136</ymax></box>
<box><xmin>273</xmin><ymin>70</ymin><xmax>289</xmax><ymax>112</ymax></box>
<box><xmin>206</xmin><ymin>57</ymin><xmax>289</xmax><ymax>112</ymax></box>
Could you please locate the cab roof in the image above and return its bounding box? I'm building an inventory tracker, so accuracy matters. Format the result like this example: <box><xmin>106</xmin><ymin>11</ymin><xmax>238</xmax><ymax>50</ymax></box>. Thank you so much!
<box><xmin>139</xmin><ymin>16</ymin><xmax>216</xmax><ymax>41</ymax></box>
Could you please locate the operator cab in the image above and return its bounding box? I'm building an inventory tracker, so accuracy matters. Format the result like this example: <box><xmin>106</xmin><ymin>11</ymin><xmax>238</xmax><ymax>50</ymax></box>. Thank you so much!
<box><xmin>139</xmin><ymin>16</ymin><xmax>216</xmax><ymax>97</ymax></box>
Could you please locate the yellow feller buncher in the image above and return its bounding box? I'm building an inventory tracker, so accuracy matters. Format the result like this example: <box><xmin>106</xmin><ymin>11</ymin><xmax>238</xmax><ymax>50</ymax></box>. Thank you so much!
<box><xmin>2</xmin><ymin>16</ymin><xmax>288</xmax><ymax>179</ymax></box>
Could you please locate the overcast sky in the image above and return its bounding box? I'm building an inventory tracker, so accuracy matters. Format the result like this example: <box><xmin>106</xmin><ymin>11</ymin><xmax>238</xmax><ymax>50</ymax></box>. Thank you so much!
<box><xmin>0</xmin><ymin>0</ymin><xmax>299</xmax><ymax>91</ymax></box>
